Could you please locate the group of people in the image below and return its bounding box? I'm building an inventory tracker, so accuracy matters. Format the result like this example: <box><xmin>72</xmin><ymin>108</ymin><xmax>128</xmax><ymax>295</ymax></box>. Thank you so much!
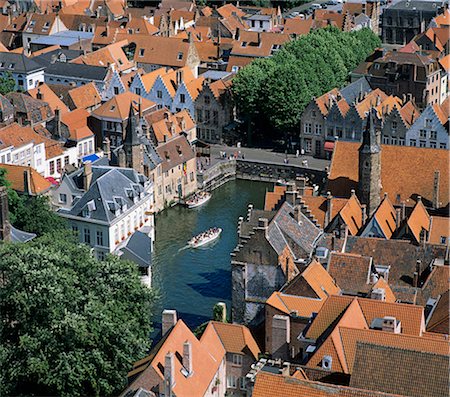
<box><xmin>186</xmin><ymin>191</ymin><xmax>209</xmax><ymax>206</ymax></box>
<box><xmin>189</xmin><ymin>227</ymin><xmax>221</xmax><ymax>246</ymax></box>
<box><xmin>219</xmin><ymin>151</ymin><xmax>245</xmax><ymax>160</ymax></box>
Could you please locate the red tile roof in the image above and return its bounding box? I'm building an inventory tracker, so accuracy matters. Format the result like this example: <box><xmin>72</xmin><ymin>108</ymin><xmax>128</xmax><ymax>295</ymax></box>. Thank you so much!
<box><xmin>0</xmin><ymin>164</ymin><xmax>51</xmax><ymax>195</ymax></box>
<box><xmin>328</xmin><ymin>141</ymin><xmax>449</xmax><ymax>208</ymax></box>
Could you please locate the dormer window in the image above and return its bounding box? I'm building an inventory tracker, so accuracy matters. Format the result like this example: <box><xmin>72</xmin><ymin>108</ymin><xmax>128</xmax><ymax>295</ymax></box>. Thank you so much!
<box><xmin>177</xmin><ymin>52</ymin><xmax>183</xmax><ymax>60</ymax></box>
<box><xmin>8</xmin><ymin>63</ymin><xmax>14</xmax><ymax>69</ymax></box>
<box><xmin>139</xmin><ymin>48</ymin><xmax>145</xmax><ymax>57</ymax></box>
<box><xmin>241</xmin><ymin>41</ymin><xmax>248</xmax><ymax>47</ymax></box>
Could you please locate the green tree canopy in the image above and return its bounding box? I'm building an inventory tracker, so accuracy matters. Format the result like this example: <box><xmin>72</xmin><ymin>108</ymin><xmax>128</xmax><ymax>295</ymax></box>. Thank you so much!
<box><xmin>0</xmin><ymin>232</ymin><xmax>155</xmax><ymax>397</ymax></box>
<box><xmin>0</xmin><ymin>71</ymin><xmax>16</xmax><ymax>95</ymax></box>
<box><xmin>232</xmin><ymin>27</ymin><xmax>381</xmax><ymax>138</ymax></box>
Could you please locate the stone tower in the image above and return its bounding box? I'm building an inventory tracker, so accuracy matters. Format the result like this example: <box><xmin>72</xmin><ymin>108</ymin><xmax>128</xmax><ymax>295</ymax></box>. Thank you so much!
<box><xmin>358</xmin><ymin>107</ymin><xmax>381</xmax><ymax>217</ymax></box>
<box><xmin>122</xmin><ymin>103</ymin><xmax>144</xmax><ymax>174</ymax></box>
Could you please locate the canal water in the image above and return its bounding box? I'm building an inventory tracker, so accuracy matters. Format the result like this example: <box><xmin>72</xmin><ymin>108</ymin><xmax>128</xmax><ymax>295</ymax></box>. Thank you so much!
<box><xmin>151</xmin><ymin>180</ymin><xmax>272</xmax><ymax>334</ymax></box>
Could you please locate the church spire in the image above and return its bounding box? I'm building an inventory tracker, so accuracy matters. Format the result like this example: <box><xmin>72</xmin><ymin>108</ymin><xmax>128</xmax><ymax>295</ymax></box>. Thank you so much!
<box><xmin>124</xmin><ymin>102</ymin><xmax>140</xmax><ymax>146</ymax></box>
<box><xmin>358</xmin><ymin>107</ymin><xmax>382</xmax><ymax>217</ymax></box>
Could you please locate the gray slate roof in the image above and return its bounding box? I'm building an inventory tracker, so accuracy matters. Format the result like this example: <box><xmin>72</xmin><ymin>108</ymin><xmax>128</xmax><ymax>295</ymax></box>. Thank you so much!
<box><xmin>267</xmin><ymin>202</ymin><xmax>322</xmax><ymax>259</ymax></box>
<box><xmin>120</xmin><ymin>231</ymin><xmax>152</xmax><ymax>268</ymax></box>
<box><xmin>0</xmin><ymin>52</ymin><xmax>45</xmax><ymax>73</ymax></box>
<box><xmin>44</xmin><ymin>61</ymin><xmax>109</xmax><ymax>82</ymax></box>
<box><xmin>11</xmin><ymin>225</ymin><xmax>36</xmax><ymax>243</ymax></box>
<box><xmin>389</xmin><ymin>0</ymin><xmax>444</xmax><ymax>11</ymax></box>
<box><xmin>59</xmin><ymin>165</ymin><xmax>149</xmax><ymax>224</ymax></box>
<box><xmin>340</xmin><ymin>76</ymin><xmax>372</xmax><ymax>105</ymax></box>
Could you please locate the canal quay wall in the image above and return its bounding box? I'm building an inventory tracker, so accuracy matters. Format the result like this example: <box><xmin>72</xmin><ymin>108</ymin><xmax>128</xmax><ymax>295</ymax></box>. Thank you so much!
<box><xmin>198</xmin><ymin>159</ymin><xmax>328</xmax><ymax>192</ymax></box>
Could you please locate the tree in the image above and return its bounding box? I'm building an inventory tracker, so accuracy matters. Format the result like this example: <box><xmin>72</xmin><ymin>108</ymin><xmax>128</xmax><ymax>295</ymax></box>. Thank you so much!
<box><xmin>0</xmin><ymin>71</ymin><xmax>15</xmax><ymax>95</ymax></box>
<box><xmin>0</xmin><ymin>232</ymin><xmax>155</xmax><ymax>397</ymax></box>
<box><xmin>232</xmin><ymin>27</ymin><xmax>381</xmax><ymax>140</ymax></box>
<box><xmin>13</xmin><ymin>195</ymin><xmax>67</xmax><ymax>236</ymax></box>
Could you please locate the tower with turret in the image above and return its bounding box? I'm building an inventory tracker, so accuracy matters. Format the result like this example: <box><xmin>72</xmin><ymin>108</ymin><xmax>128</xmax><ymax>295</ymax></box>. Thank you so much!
<box><xmin>358</xmin><ymin>107</ymin><xmax>382</xmax><ymax>217</ymax></box>
<box><xmin>119</xmin><ymin>104</ymin><xmax>144</xmax><ymax>174</ymax></box>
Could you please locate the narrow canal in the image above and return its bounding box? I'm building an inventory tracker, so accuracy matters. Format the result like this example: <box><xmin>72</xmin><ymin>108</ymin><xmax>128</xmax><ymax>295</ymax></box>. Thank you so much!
<box><xmin>151</xmin><ymin>180</ymin><xmax>272</xmax><ymax>333</ymax></box>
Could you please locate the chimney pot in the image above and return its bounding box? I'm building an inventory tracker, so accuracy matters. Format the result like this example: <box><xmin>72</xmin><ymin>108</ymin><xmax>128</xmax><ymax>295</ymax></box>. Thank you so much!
<box><xmin>164</xmin><ymin>352</ymin><xmax>175</xmax><ymax>396</ymax></box>
<box><xmin>162</xmin><ymin>309</ymin><xmax>177</xmax><ymax>336</ymax></box>
<box><xmin>182</xmin><ymin>341</ymin><xmax>192</xmax><ymax>375</ymax></box>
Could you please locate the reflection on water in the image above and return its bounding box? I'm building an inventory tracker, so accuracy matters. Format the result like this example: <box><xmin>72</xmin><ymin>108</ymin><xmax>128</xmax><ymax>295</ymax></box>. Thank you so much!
<box><xmin>151</xmin><ymin>180</ymin><xmax>271</xmax><ymax>333</ymax></box>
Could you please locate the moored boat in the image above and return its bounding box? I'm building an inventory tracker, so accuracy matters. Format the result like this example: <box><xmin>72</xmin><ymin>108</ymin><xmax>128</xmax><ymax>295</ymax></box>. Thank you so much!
<box><xmin>186</xmin><ymin>191</ymin><xmax>211</xmax><ymax>209</ymax></box>
<box><xmin>188</xmin><ymin>227</ymin><xmax>222</xmax><ymax>248</ymax></box>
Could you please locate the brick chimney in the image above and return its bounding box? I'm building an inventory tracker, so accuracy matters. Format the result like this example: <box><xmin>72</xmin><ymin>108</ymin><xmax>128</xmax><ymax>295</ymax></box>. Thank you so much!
<box><xmin>164</xmin><ymin>352</ymin><xmax>175</xmax><ymax>397</ymax></box>
<box><xmin>0</xmin><ymin>187</ymin><xmax>11</xmax><ymax>241</ymax></box>
<box><xmin>182</xmin><ymin>341</ymin><xmax>192</xmax><ymax>375</ymax></box>
<box><xmin>162</xmin><ymin>309</ymin><xmax>177</xmax><ymax>336</ymax></box>
<box><xmin>83</xmin><ymin>161</ymin><xmax>93</xmax><ymax>191</ymax></box>
<box><xmin>36</xmin><ymin>87</ymin><xmax>43</xmax><ymax>100</ymax></box>
<box><xmin>271</xmin><ymin>314</ymin><xmax>290</xmax><ymax>359</ymax></box>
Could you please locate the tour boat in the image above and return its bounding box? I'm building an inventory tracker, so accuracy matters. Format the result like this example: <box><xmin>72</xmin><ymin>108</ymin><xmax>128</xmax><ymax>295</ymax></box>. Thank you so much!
<box><xmin>188</xmin><ymin>227</ymin><xmax>222</xmax><ymax>248</ymax></box>
<box><xmin>186</xmin><ymin>192</ymin><xmax>211</xmax><ymax>209</ymax></box>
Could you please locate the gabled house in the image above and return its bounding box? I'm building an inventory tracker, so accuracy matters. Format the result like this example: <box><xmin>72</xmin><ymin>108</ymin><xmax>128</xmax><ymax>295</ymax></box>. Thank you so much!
<box><xmin>0</xmin><ymin>51</ymin><xmax>45</xmax><ymax>90</ymax></box>
<box><xmin>380</xmin><ymin>99</ymin><xmax>420</xmax><ymax>146</ymax></box>
<box><xmin>194</xmin><ymin>77</ymin><xmax>234</xmax><ymax>144</ymax></box>
<box><xmin>55</xmin><ymin>162</ymin><xmax>155</xmax><ymax>270</ymax></box>
<box><xmin>360</xmin><ymin>194</ymin><xmax>397</xmax><ymax>239</ymax></box>
<box><xmin>206</xmin><ymin>321</ymin><xmax>260</xmax><ymax>394</ymax></box>
<box><xmin>0</xmin><ymin>122</ymin><xmax>77</xmax><ymax>179</ymax></box>
<box><xmin>28</xmin><ymin>82</ymin><xmax>70</xmax><ymax>115</ymax></box>
<box><xmin>121</xmin><ymin>310</ymin><xmax>227</xmax><ymax>397</ymax></box>
<box><xmin>89</xmin><ymin>92</ymin><xmax>157</xmax><ymax>149</ymax></box>
<box><xmin>22</xmin><ymin>13</ymin><xmax>68</xmax><ymax>52</ymax></box>
<box><xmin>231</xmin><ymin>199</ymin><xmax>322</xmax><ymax>326</ymax></box>
<box><xmin>406</xmin><ymin>102</ymin><xmax>449</xmax><ymax>149</ymax></box>
<box><xmin>127</xmin><ymin>35</ymin><xmax>200</xmax><ymax>77</ymax></box>
<box><xmin>101</xmin><ymin>68</ymin><xmax>127</xmax><ymax>102</ymax></box>
<box><xmin>266</xmin><ymin>260</ymin><xmax>341</xmax><ymax>361</ymax></box>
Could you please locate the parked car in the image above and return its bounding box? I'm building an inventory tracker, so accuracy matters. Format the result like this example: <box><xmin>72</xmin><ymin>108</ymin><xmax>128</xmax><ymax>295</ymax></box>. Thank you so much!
<box><xmin>311</xmin><ymin>3</ymin><xmax>322</xmax><ymax>10</ymax></box>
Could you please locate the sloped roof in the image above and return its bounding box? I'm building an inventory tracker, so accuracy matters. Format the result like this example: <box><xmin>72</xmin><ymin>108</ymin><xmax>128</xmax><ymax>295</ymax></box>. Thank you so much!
<box><xmin>230</xmin><ymin>31</ymin><xmax>290</xmax><ymax>57</ymax></box>
<box><xmin>253</xmin><ymin>371</ymin><xmax>405</xmax><ymax>397</ymax></box>
<box><xmin>61</xmin><ymin>108</ymin><xmax>94</xmax><ymax>141</ymax></box>
<box><xmin>124</xmin><ymin>319</ymin><xmax>225</xmax><ymax>397</ymax></box>
<box><xmin>0</xmin><ymin>52</ymin><xmax>45</xmax><ymax>73</ymax></box>
<box><xmin>350</xmin><ymin>343</ymin><xmax>449</xmax><ymax>397</ymax></box>
<box><xmin>328</xmin><ymin>141</ymin><xmax>449</xmax><ymax>208</ymax></box>
<box><xmin>266</xmin><ymin>291</ymin><xmax>324</xmax><ymax>318</ymax></box>
<box><xmin>398</xmin><ymin>100</ymin><xmax>420</xmax><ymax>128</ymax></box>
<box><xmin>305</xmin><ymin>295</ymin><xmax>425</xmax><ymax>340</ymax></box>
<box><xmin>370</xmin><ymin>195</ymin><xmax>397</xmax><ymax>239</ymax></box>
<box><xmin>6</xmin><ymin>92</ymin><xmax>53</xmax><ymax>124</ymax></box>
<box><xmin>140</xmin><ymin>67</ymin><xmax>169</xmax><ymax>92</ymax></box>
<box><xmin>208</xmin><ymin>321</ymin><xmax>260</xmax><ymax>359</ymax></box>
<box><xmin>0</xmin><ymin>164</ymin><xmax>52</xmax><ymax>195</ymax></box>
<box><xmin>92</xmin><ymin>92</ymin><xmax>155</xmax><ymax>120</ymax></box>
<box><xmin>426</xmin><ymin>290</ymin><xmax>449</xmax><ymax>334</ymax></box>
<box><xmin>267</xmin><ymin>201</ymin><xmax>322</xmax><ymax>258</ymax></box>
<box><xmin>327</xmin><ymin>252</ymin><xmax>372</xmax><ymax>294</ymax></box>
<box><xmin>301</xmin><ymin>260</ymin><xmax>341</xmax><ymax>300</ymax></box>
<box><xmin>338</xmin><ymin>194</ymin><xmax>363</xmax><ymax>236</ymax></box>
<box><xmin>156</xmin><ymin>134</ymin><xmax>195</xmax><ymax>173</ymax></box>
<box><xmin>58</xmin><ymin>165</ymin><xmax>148</xmax><ymax>224</ymax></box>
<box><xmin>71</xmin><ymin>40</ymin><xmax>134</xmax><ymax>72</ymax></box>
<box><xmin>406</xmin><ymin>199</ymin><xmax>430</xmax><ymax>243</ymax></box>
<box><xmin>283</xmin><ymin>17</ymin><xmax>314</xmax><ymax>35</ymax></box>
<box><xmin>68</xmin><ymin>82</ymin><xmax>102</xmax><ymax>110</ymax></box>
<box><xmin>300</xmin><ymin>195</ymin><xmax>348</xmax><ymax>229</ymax></box>
<box><xmin>371</xmin><ymin>277</ymin><xmax>397</xmax><ymax>303</ymax></box>
<box><xmin>28</xmin><ymin>83</ymin><xmax>69</xmax><ymax>114</ymax></box>
<box><xmin>428</xmin><ymin>216</ymin><xmax>450</xmax><ymax>245</ymax></box>
<box><xmin>127</xmin><ymin>35</ymin><xmax>197</xmax><ymax>68</ymax></box>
